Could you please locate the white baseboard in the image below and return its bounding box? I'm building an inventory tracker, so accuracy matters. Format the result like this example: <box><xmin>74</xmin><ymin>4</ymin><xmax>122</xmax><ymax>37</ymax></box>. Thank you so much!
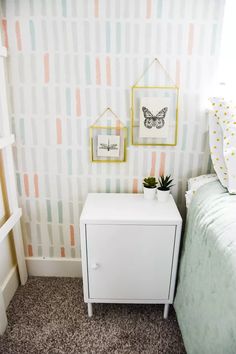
<box><xmin>1</xmin><ymin>265</ymin><xmax>19</xmax><ymax>309</ymax></box>
<box><xmin>25</xmin><ymin>257</ymin><xmax>82</xmax><ymax>278</ymax></box>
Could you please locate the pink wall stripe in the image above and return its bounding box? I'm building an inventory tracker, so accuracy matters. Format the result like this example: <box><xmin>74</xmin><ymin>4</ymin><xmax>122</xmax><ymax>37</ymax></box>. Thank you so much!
<box><xmin>159</xmin><ymin>152</ymin><xmax>166</xmax><ymax>176</ymax></box>
<box><xmin>150</xmin><ymin>152</ymin><xmax>157</xmax><ymax>176</ymax></box>
<box><xmin>15</xmin><ymin>21</ymin><xmax>22</xmax><ymax>51</ymax></box>
<box><xmin>133</xmin><ymin>178</ymin><xmax>138</xmax><ymax>193</ymax></box>
<box><xmin>34</xmin><ymin>174</ymin><xmax>39</xmax><ymax>198</ymax></box>
<box><xmin>188</xmin><ymin>24</ymin><xmax>194</xmax><ymax>55</ymax></box>
<box><xmin>115</xmin><ymin>119</ymin><xmax>121</xmax><ymax>135</ymax></box>
<box><xmin>94</xmin><ymin>0</ymin><xmax>99</xmax><ymax>17</ymax></box>
<box><xmin>56</xmin><ymin>118</ymin><xmax>62</xmax><ymax>144</ymax></box>
<box><xmin>106</xmin><ymin>57</ymin><xmax>111</xmax><ymax>86</ymax></box>
<box><xmin>76</xmin><ymin>88</ymin><xmax>81</xmax><ymax>116</ymax></box>
<box><xmin>60</xmin><ymin>247</ymin><xmax>65</xmax><ymax>257</ymax></box>
<box><xmin>96</xmin><ymin>57</ymin><xmax>101</xmax><ymax>85</ymax></box>
<box><xmin>70</xmin><ymin>225</ymin><xmax>75</xmax><ymax>246</ymax></box>
<box><xmin>2</xmin><ymin>19</ymin><xmax>8</xmax><ymax>48</ymax></box>
<box><xmin>23</xmin><ymin>174</ymin><xmax>29</xmax><ymax>197</ymax></box>
<box><xmin>146</xmin><ymin>0</ymin><xmax>152</xmax><ymax>18</ymax></box>
<box><xmin>28</xmin><ymin>244</ymin><xmax>33</xmax><ymax>257</ymax></box>
<box><xmin>176</xmin><ymin>60</ymin><xmax>180</xmax><ymax>86</ymax></box>
<box><xmin>44</xmin><ymin>53</ymin><xmax>49</xmax><ymax>83</ymax></box>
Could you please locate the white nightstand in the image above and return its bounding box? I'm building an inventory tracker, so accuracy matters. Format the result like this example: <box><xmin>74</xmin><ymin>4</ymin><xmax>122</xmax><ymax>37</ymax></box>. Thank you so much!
<box><xmin>80</xmin><ymin>193</ymin><xmax>182</xmax><ymax>319</ymax></box>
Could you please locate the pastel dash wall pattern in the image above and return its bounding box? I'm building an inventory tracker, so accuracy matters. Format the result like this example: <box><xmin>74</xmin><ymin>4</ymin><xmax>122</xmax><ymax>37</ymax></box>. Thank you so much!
<box><xmin>0</xmin><ymin>0</ymin><xmax>225</xmax><ymax>260</ymax></box>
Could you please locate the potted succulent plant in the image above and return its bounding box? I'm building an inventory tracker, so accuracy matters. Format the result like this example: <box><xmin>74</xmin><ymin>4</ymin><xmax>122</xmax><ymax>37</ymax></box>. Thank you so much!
<box><xmin>157</xmin><ymin>175</ymin><xmax>174</xmax><ymax>202</ymax></box>
<box><xmin>143</xmin><ymin>176</ymin><xmax>157</xmax><ymax>200</ymax></box>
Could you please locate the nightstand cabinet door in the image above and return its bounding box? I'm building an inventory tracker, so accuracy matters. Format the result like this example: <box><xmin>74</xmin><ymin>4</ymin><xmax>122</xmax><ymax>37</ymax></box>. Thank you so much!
<box><xmin>86</xmin><ymin>224</ymin><xmax>176</xmax><ymax>300</ymax></box>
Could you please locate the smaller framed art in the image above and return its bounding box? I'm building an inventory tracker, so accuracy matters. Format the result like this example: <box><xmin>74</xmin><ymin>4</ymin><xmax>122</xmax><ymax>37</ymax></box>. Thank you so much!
<box><xmin>90</xmin><ymin>108</ymin><xmax>127</xmax><ymax>163</ymax></box>
<box><xmin>97</xmin><ymin>135</ymin><xmax>120</xmax><ymax>158</ymax></box>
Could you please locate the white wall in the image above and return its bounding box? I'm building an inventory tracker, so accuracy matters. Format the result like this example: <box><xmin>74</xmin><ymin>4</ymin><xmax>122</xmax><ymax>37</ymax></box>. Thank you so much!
<box><xmin>0</xmin><ymin>0</ymin><xmax>225</xmax><ymax>268</ymax></box>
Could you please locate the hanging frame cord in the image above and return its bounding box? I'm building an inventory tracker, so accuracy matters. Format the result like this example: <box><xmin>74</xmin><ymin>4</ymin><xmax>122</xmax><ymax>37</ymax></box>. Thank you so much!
<box><xmin>91</xmin><ymin>107</ymin><xmax>125</xmax><ymax>127</ymax></box>
<box><xmin>133</xmin><ymin>58</ymin><xmax>176</xmax><ymax>87</ymax></box>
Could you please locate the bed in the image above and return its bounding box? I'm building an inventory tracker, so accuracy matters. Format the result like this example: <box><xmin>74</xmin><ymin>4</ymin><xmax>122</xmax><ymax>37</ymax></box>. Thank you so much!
<box><xmin>174</xmin><ymin>179</ymin><xmax>236</xmax><ymax>353</ymax></box>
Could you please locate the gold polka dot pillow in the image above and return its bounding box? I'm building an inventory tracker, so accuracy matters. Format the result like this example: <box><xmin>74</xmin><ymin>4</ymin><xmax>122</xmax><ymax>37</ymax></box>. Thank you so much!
<box><xmin>210</xmin><ymin>97</ymin><xmax>236</xmax><ymax>194</ymax></box>
<box><xmin>209</xmin><ymin>97</ymin><xmax>228</xmax><ymax>187</ymax></box>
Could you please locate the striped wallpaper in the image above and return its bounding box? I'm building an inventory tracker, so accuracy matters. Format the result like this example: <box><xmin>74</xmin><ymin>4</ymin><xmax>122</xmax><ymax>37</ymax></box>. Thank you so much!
<box><xmin>0</xmin><ymin>0</ymin><xmax>225</xmax><ymax>259</ymax></box>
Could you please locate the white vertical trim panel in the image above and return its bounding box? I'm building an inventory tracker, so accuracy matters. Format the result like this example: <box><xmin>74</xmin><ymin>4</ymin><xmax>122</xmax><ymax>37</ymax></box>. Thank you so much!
<box><xmin>0</xmin><ymin>135</ymin><xmax>15</xmax><ymax>149</ymax></box>
<box><xmin>0</xmin><ymin>209</ymin><xmax>22</xmax><ymax>243</ymax></box>
<box><xmin>0</xmin><ymin>290</ymin><xmax>7</xmax><ymax>335</ymax></box>
<box><xmin>0</xmin><ymin>44</ymin><xmax>28</xmax><ymax>286</ymax></box>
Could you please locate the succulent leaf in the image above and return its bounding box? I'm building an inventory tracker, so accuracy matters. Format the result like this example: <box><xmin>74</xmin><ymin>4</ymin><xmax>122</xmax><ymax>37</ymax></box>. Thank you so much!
<box><xmin>143</xmin><ymin>176</ymin><xmax>157</xmax><ymax>189</ymax></box>
<box><xmin>157</xmin><ymin>174</ymin><xmax>174</xmax><ymax>191</ymax></box>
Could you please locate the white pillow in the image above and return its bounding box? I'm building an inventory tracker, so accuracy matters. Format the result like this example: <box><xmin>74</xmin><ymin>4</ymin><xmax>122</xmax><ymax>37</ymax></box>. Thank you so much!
<box><xmin>209</xmin><ymin>97</ymin><xmax>236</xmax><ymax>194</ymax></box>
<box><xmin>185</xmin><ymin>174</ymin><xmax>218</xmax><ymax>208</ymax></box>
<box><xmin>208</xmin><ymin>100</ymin><xmax>228</xmax><ymax>187</ymax></box>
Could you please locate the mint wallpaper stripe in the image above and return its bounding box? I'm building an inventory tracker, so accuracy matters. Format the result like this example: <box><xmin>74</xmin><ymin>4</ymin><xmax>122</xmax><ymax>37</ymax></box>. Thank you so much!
<box><xmin>106</xmin><ymin>22</ymin><xmax>111</xmax><ymax>52</ymax></box>
<box><xmin>58</xmin><ymin>201</ymin><xmax>63</xmax><ymax>224</ymax></box>
<box><xmin>210</xmin><ymin>24</ymin><xmax>218</xmax><ymax>55</ymax></box>
<box><xmin>85</xmin><ymin>55</ymin><xmax>91</xmax><ymax>85</ymax></box>
<box><xmin>116</xmin><ymin>23</ymin><xmax>121</xmax><ymax>53</ymax></box>
<box><xmin>46</xmin><ymin>200</ymin><xmax>52</xmax><ymax>223</ymax></box>
<box><xmin>16</xmin><ymin>173</ymin><xmax>22</xmax><ymax>196</ymax></box>
<box><xmin>67</xmin><ymin>150</ymin><xmax>72</xmax><ymax>175</ymax></box>
<box><xmin>156</xmin><ymin>0</ymin><xmax>163</xmax><ymax>18</ymax></box>
<box><xmin>66</xmin><ymin>88</ymin><xmax>71</xmax><ymax>116</ymax></box>
<box><xmin>61</xmin><ymin>0</ymin><xmax>67</xmax><ymax>17</ymax></box>
<box><xmin>0</xmin><ymin>0</ymin><xmax>225</xmax><ymax>259</ymax></box>
<box><xmin>29</xmin><ymin>20</ymin><xmax>35</xmax><ymax>50</ymax></box>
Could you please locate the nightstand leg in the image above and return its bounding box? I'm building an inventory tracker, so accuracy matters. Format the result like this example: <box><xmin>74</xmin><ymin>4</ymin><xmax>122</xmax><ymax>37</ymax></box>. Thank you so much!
<box><xmin>163</xmin><ymin>304</ymin><xmax>169</xmax><ymax>319</ymax></box>
<box><xmin>88</xmin><ymin>303</ymin><xmax>93</xmax><ymax>317</ymax></box>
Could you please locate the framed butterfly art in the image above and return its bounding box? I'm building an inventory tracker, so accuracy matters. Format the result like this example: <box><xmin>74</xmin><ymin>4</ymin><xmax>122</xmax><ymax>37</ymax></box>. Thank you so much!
<box><xmin>130</xmin><ymin>58</ymin><xmax>179</xmax><ymax>146</ymax></box>
<box><xmin>139</xmin><ymin>97</ymin><xmax>171</xmax><ymax>139</ymax></box>
<box><xmin>131</xmin><ymin>86</ymin><xmax>179</xmax><ymax>146</ymax></box>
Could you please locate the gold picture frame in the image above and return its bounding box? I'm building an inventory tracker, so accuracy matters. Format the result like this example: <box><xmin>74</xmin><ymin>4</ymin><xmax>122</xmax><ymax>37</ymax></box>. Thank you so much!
<box><xmin>90</xmin><ymin>108</ymin><xmax>127</xmax><ymax>163</ymax></box>
<box><xmin>130</xmin><ymin>58</ymin><xmax>179</xmax><ymax>146</ymax></box>
<box><xmin>131</xmin><ymin>85</ymin><xmax>179</xmax><ymax>146</ymax></box>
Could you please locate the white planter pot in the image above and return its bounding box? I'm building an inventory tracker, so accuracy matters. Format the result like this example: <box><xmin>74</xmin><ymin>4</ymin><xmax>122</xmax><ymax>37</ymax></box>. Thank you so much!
<box><xmin>157</xmin><ymin>189</ymin><xmax>170</xmax><ymax>202</ymax></box>
<box><xmin>143</xmin><ymin>187</ymin><xmax>156</xmax><ymax>200</ymax></box>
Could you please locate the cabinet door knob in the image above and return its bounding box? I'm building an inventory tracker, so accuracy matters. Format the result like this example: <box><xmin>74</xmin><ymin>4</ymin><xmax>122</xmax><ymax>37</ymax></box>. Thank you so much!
<box><xmin>91</xmin><ymin>263</ymin><xmax>100</xmax><ymax>270</ymax></box>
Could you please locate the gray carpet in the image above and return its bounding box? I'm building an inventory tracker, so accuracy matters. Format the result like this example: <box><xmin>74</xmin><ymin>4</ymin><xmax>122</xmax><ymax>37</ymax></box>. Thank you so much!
<box><xmin>0</xmin><ymin>277</ymin><xmax>186</xmax><ymax>354</ymax></box>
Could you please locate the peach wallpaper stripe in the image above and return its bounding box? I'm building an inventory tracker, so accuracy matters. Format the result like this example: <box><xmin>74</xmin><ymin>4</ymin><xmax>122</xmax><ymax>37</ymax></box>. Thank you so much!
<box><xmin>133</xmin><ymin>178</ymin><xmax>138</xmax><ymax>193</ymax></box>
<box><xmin>34</xmin><ymin>174</ymin><xmax>39</xmax><ymax>198</ymax></box>
<box><xmin>23</xmin><ymin>174</ymin><xmax>29</xmax><ymax>197</ymax></box>
<box><xmin>76</xmin><ymin>88</ymin><xmax>81</xmax><ymax>117</ymax></box>
<box><xmin>96</xmin><ymin>57</ymin><xmax>101</xmax><ymax>85</ymax></box>
<box><xmin>94</xmin><ymin>0</ymin><xmax>99</xmax><ymax>18</ymax></box>
<box><xmin>188</xmin><ymin>23</ymin><xmax>194</xmax><ymax>56</ymax></box>
<box><xmin>56</xmin><ymin>119</ymin><xmax>62</xmax><ymax>144</ymax></box>
<box><xmin>1</xmin><ymin>19</ymin><xmax>8</xmax><ymax>48</ymax></box>
<box><xmin>150</xmin><ymin>152</ymin><xmax>157</xmax><ymax>177</ymax></box>
<box><xmin>146</xmin><ymin>0</ymin><xmax>152</xmax><ymax>19</ymax></box>
<box><xmin>70</xmin><ymin>225</ymin><xmax>75</xmax><ymax>247</ymax></box>
<box><xmin>106</xmin><ymin>56</ymin><xmax>111</xmax><ymax>86</ymax></box>
<box><xmin>159</xmin><ymin>152</ymin><xmax>166</xmax><ymax>176</ymax></box>
<box><xmin>28</xmin><ymin>244</ymin><xmax>33</xmax><ymax>257</ymax></box>
<box><xmin>15</xmin><ymin>21</ymin><xmax>22</xmax><ymax>51</ymax></box>
<box><xmin>44</xmin><ymin>53</ymin><xmax>49</xmax><ymax>83</ymax></box>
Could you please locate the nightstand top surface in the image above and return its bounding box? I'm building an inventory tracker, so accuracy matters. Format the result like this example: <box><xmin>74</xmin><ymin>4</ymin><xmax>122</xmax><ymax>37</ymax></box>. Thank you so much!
<box><xmin>80</xmin><ymin>193</ymin><xmax>182</xmax><ymax>225</ymax></box>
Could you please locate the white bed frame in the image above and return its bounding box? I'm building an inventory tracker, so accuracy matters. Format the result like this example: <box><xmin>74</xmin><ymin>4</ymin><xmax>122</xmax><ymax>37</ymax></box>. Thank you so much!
<box><xmin>0</xmin><ymin>44</ymin><xmax>28</xmax><ymax>335</ymax></box>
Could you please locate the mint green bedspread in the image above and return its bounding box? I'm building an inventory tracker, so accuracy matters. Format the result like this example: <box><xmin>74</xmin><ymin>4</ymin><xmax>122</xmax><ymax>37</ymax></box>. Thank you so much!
<box><xmin>174</xmin><ymin>181</ymin><xmax>236</xmax><ymax>354</ymax></box>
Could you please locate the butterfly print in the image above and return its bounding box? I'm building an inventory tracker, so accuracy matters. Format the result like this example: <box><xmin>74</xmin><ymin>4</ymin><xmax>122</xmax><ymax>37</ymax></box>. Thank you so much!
<box><xmin>142</xmin><ymin>106</ymin><xmax>168</xmax><ymax>129</ymax></box>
